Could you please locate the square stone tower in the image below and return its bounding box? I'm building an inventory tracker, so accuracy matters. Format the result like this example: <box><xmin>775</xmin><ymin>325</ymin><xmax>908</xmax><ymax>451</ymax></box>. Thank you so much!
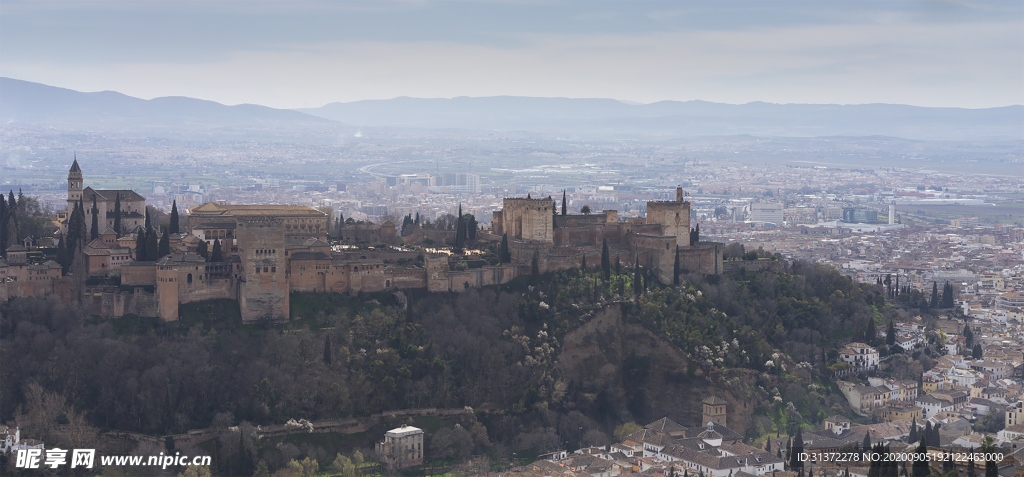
<box><xmin>501</xmin><ymin>197</ymin><xmax>554</xmax><ymax>243</ymax></box>
<box><xmin>702</xmin><ymin>395</ymin><xmax>727</xmax><ymax>428</ymax></box>
<box><xmin>645</xmin><ymin>187</ymin><xmax>690</xmax><ymax>247</ymax></box>
<box><xmin>236</xmin><ymin>216</ymin><xmax>288</xmax><ymax>322</ymax></box>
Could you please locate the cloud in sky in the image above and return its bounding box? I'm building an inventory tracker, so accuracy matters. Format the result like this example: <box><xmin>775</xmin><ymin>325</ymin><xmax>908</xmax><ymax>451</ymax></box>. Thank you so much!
<box><xmin>0</xmin><ymin>0</ymin><xmax>1020</xmax><ymax>108</ymax></box>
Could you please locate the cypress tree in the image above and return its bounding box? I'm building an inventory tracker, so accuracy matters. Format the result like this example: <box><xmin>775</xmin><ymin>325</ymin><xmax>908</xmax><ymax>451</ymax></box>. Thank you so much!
<box><xmin>66</xmin><ymin>201</ymin><xmax>82</xmax><ymax>256</ymax></box>
<box><xmin>499</xmin><ymin>233</ymin><xmax>511</xmax><ymax>263</ymax></box>
<box><xmin>76</xmin><ymin>198</ymin><xmax>85</xmax><ymax>244</ymax></box>
<box><xmin>580</xmin><ymin>254</ymin><xmax>586</xmax><ymax>271</ymax></box>
<box><xmin>211</xmin><ymin>239</ymin><xmax>223</xmax><ymax>262</ymax></box>
<box><xmin>158</xmin><ymin>228</ymin><xmax>170</xmax><ymax>258</ymax></box>
<box><xmin>908</xmin><ymin>416</ymin><xmax>918</xmax><ymax>443</ymax></box>
<box><xmin>323</xmin><ymin>335</ymin><xmax>333</xmax><ymax>365</ymax></box>
<box><xmin>789</xmin><ymin>428</ymin><xmax>803</xmax><ymax>470</ymax></box>
<box><xmin>601</xmin><ymin>238</ymin><xmax>610</xmax><ymax>280</ymax></box>
<box><xmin>863</xmin><ymin>432</ymin><xmax>871</xmax><ymax>455</ymax></box>
<box><xmin>145</xmin><ymin>207</ymin><xmax>151</xmax><ymax>231</ymax></box>
<box><xmin>867</xmin><ymin>444</ymin><xmax>880</xmax><ymax>477</ymax></box>
<box><xmin>163</xmin><ymin>387</ymin><xmax>173</xmax><ymax>435</ymax></box>
<box><xmin>169</xmin><ymin>200</ymin><xmax>179</xmax><ymax>234</ymax></box>
<box><xmin>865</xmin><ymin>316</ymin><xmax>876</xmax><ymax>345</ymax></box>
<box><xmin>984</xmin><ymin>446</ymin><xmax>997</xmax><ymax>477</ymax></box>
<box><xmin>964</xmin><ymin>325</ymin><xmax>974</xmax><ymax>348</ymax></box>
<box><xmin>766</xmin><ymin>438</ymin><xmax>771</xmax><ymax>453</ymax></box>
<box><xmin>633</xmin><ymin>257</ymin><xmax>641</xmax><ymax>296</ymax></box>
<box><xmin>912</xmin><ymin>436</ymin><xmax>929</xmax><ymax>477</ymax></box>
<box><xmin>886</xmin><ymin>320</ymin><xmax>896</xmax><ymax>346</ymax></box>
<box><xmin>145</xmin><ymin>227</ymin><xmax>158</xmax><ymax>261</ymax></box>
<box><xmin>237</xmin><ymin>426</ymin><xmax>249</xmax><ymax>476</ymax></box>
<box><xmin>90</xmin><ymin>195</ymin><xmax>99</xmax><ymax>241</ymax></box>
<box><xmin>4</xmin><ymin>205</ymin><xmax>18</xmax><ymax>250</ymax></box>
<box><xmin>967</xmin><ymin>454</ymin><xmax>975</xmax><ymax>477</ymax></box>
<box><xmin>531</xmin><ymin>250</ymin><xmax>539</xmax><ymax>280</ymax></box>
<box><xmin>973</xmin><ymin>344</ymin><xmax>982</xmax><ymax>359</ymax></box>
<box><xmin>113</xmin><ymin>194</ymin><xmax>122</xmax><ymax>236</ymax></box>
<box><xmin>673</xmin><ymin>248</ymin><xmax>680</xmax><ymax>285</ymax></box>
<box><xmin>561</xmin><ymin>190</ymin><xmax>567</xmax><ymax>216</ymax></box>
<box><xmin>467</xmin><ymin>214</ymin><xmax>477</xmax><ymax>241</ymax></box>
<box><xmin>924</xmin><ymin>422</ymin><xmax>932</xmax><ymax>444</ymax></box>
<box><xmin>615</xmin><ymin>255</ymin><xmax>621</xmax><ymax>275</ymax></box>
<box><xmin>931</xmin><ymin>282</ymin><xmax>939</xmax><ymax>308</ymax></box>
<box><xmin>135</xmin><ymin>228</ymin><xmax>147</xmax><ymax>261</ymax></box>
<box><xmin>7</xmin><ymin>190</ymin><xmax>15</xmax><ymax>211</ymax></box>
<box><xmin>197</xmin><ymin>239</ymin><xmax>209</xmax><ymax>259</ymax></box>
<box><xmin>56</xmin><ymin>235</ymin><xmax>68</xmax><ymax>275</ymax></box>
<box><xmin>886</xmin><ymin>445</ymin><xmax>899</xmax><ymax>477</ymax></box>
<box><xmin>455</xmin><ymin>204</ymin><xmax>465</xmax><ymax>250</ymax></box>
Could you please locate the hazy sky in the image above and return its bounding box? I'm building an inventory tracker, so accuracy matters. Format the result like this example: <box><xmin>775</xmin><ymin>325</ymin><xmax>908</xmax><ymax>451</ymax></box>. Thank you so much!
<box><xmin>1</xmin><ymin>0</ymin><xmax>1021</xmax><ymax>109</ymax></box>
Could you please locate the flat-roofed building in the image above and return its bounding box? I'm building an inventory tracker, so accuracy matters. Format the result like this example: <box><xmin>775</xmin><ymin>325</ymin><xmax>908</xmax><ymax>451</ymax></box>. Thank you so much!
<box><xmin>376</xmin><ymin>425</ymin><xmax>424</xmax><ymax>470</ymax></box>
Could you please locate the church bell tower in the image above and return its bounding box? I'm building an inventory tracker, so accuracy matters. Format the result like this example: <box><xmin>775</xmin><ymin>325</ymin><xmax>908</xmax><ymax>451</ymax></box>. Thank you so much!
<box><xmin>68</xmin><ymin>156</ymin><xmax>83</xmax><ymax>208</ymax></box>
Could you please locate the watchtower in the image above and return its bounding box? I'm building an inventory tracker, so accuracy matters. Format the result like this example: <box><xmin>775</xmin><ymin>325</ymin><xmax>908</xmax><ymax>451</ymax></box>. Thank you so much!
<box><xmin>645</xmin><ymin>187</ymin><xmax>690</xmax><ymax>247</ymax></box>
<box><xmin>501</xmin><ymin>197</ymin><xmax>554</xmax><ymax>243</ymax></box>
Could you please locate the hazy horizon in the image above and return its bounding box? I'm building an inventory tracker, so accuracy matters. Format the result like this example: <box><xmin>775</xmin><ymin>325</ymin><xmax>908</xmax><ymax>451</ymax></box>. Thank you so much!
<box><xmin>1</xmin><ymin>1</ymin><xmax>1021</xmax><ymax>110</ymax></box>
<box><xmin>5</xmin><ymin>76</ymin><xmax>1023</xmax><ymax>112</ymax></box>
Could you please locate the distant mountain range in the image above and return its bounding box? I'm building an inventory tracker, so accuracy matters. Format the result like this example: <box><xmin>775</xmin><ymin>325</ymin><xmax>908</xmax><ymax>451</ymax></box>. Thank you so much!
<box><xmin>0</xmin><ymin>77</ymin><xmax>334</xmax><ymax>130</ymax></box>
<box><xmin>2</xmin><ymin>77</ymin><xmax>1020</xmax><ymax>140</ymax></box>
<box><xmin>298</xmin><ymin>96</ymin><xmax>1023</xmax><ymax>141</ymax></box>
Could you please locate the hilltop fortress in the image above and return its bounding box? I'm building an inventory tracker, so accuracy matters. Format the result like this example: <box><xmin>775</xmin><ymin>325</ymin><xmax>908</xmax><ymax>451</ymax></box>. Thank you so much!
<box><xmin>0</xmin><ymin>163</ymin><xmax>722</xmax><ymax>322</ymax></box>
<box><xmin>489</xmin><ymin>189</ymin><xmax>723</xmax><ymax>286</ymax></box>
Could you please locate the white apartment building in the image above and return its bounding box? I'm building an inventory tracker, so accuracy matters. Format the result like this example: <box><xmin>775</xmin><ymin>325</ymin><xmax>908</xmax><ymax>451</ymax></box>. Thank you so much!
<box><xmin>839</xmin><ymin>342</ymin><xmax>879</xmax><ymax>370</ymax></box>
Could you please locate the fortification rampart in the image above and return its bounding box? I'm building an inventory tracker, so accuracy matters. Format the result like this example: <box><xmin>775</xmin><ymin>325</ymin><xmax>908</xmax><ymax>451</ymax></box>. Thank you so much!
<box><xmin>82</xmin><ymin>287</ymin><xmax>158</xmax><ymax>318</ymax></box>
<box><xmin>679</xmin><ymin>242</ymin><xmax>725</xmax><ymax>276</ymax></box>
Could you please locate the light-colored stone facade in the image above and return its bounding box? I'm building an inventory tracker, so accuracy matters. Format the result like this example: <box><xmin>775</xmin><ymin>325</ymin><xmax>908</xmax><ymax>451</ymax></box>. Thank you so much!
<box><xmin>376</xmin><ymin>425</ymin><xmax>424</xmax><ymax>470</ymax></box>
<box><xmin>65</xmin><ymin>159</ymin><xmax>147</xmax><ymax>237</ymax></box>
<box><xmin>497</xmin><ymin>198</ymin><xmax>554</xmax><ymax>243</ymax></box>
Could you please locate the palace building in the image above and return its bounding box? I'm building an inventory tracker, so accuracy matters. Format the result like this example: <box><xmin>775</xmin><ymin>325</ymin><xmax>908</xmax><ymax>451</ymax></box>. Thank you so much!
<box><xmin>3</xmin><ymin>161</ymin><xmax>724</xmax><ymax>321</ymax></box>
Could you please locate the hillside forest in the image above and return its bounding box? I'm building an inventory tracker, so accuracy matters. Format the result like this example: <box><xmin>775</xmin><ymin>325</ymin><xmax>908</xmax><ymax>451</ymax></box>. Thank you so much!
<box><xmin>0</xmin><ymin>259</ymin><xmax>945</xmax><ymax>475</ymax></box>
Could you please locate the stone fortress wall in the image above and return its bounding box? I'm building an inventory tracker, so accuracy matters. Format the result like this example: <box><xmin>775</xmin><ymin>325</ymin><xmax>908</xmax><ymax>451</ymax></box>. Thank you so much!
<box><xmin>3</xmin><ymin>162</ymin><xmax>724</xmax><ymax>322</ymax></box>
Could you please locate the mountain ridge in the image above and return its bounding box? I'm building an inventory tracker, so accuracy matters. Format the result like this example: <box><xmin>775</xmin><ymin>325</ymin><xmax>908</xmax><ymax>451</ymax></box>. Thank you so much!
<box><xmin>0</xmin><ymin>77</ymin><xmax>338</xmax><ymax>130</ymax></box>
<box><xmin>2</xmin><ymin>77</ymin><xmax>1020</xmax><ymax>140</ymax></box>
<box><xmin>298</xmin><ymin>95</ymin><xmax>1023</xmax><ymax>140</ymax></box>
